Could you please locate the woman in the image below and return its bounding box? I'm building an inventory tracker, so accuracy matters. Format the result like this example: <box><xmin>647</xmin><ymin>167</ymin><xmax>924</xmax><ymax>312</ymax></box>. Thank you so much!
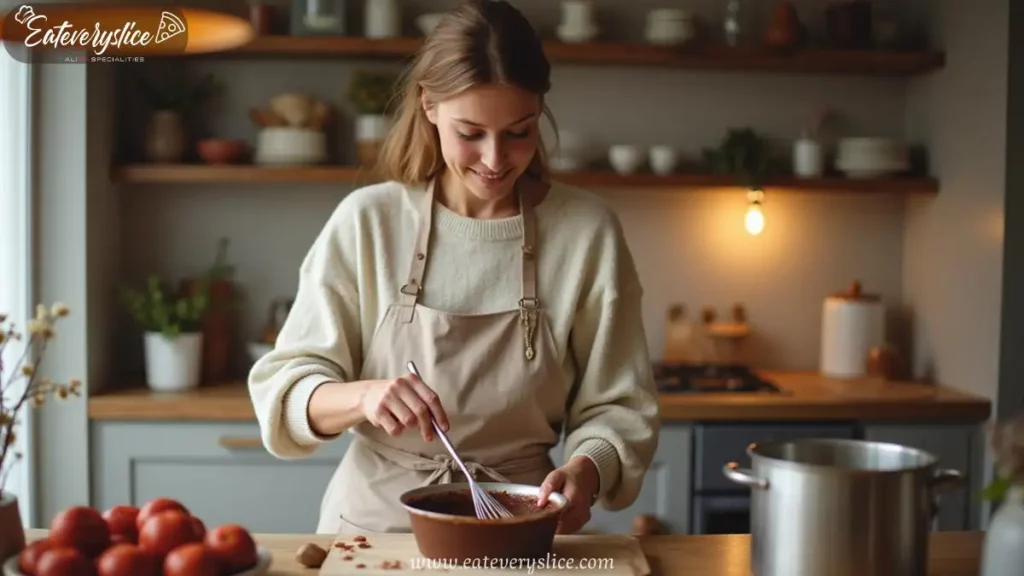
<box><xmin>248</xmin><ymin>0</ymin><xmax>660</xmax><ymax>535</ymax></box>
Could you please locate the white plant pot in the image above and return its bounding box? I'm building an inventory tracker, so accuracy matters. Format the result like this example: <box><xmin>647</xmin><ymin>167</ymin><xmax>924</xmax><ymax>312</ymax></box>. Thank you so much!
<box><xmin>144</xmin><ymin>331</ymin><xmax>203</xmax><ymax>392</ymax></box>
<box><xmin>355</xmin><ymin>114</ymin><xmax>391</xmax><ymax>143</ymax></box>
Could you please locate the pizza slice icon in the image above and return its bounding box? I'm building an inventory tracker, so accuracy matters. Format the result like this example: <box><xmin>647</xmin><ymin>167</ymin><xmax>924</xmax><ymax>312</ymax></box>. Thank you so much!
<box><xmin>155</xmin><ymin>11</ymin><xmax>185</xmax><ymax>44</ymax></box>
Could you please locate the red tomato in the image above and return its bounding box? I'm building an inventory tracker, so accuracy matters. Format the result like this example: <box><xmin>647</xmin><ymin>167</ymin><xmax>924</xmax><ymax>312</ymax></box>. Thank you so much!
<box><xmin>18</xmin><ymin>539</ymin><xmax>56</xmax><ymax>575</ymax></box>
<box><xmin>204</xmin><ymin>524</ymin><xmax>258</xmax><ymax>573</ymax></box>
<box><xmin>135</xmin><ymin>498</ymin><xmax>188</xmax><ymax>532</ymax></box>
<box><xmin>137</xmin><ymin>510</ymin><xmax>201</xmax><ymax>561</ymax></box>
<box><xmin>163</xmin><ymin>543</ymin><xmax>219</xmax><ymax>576</ymax></box>
<box><xmin>102</xmin><ymin>505</ymin><xmax>139</xmax><ymax>544</ymax></box>
<box><xmin>189</xmin><ymin>516</ymin><xmax>206</xmax><ymax>540</ymax></box>
<box><xmin>95</xmin><ymin>543</ymin><xmax>158</xmax><ymax>576</ymax></box>
<box><xmin>35</xmin><ymin>547</ymin><xmax>95</xmax><ymax>576</ymax></box>
<box><xmin>49</xmin><ymin>506</ymin><xmax>110</xmax><ymax>558</ymax></box>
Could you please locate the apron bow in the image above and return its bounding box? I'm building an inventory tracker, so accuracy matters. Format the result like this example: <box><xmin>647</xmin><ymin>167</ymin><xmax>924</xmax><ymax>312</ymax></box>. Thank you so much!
<box><xmin>422</xmin><ymin>454</ymin><xmax>510</xmax><ymax>486</ymax></box>
<box><xmin>355</xmin><ymin>434</ymin><xmax>550</xmax><ymax>487</ymax></box>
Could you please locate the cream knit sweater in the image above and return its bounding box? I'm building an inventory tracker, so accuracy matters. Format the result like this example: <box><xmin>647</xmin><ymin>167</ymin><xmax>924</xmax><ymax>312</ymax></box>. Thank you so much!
<box><xmin>248</xmin><ymin>178</ymin><xmax>661</xmax><ymax>511</ymax></box>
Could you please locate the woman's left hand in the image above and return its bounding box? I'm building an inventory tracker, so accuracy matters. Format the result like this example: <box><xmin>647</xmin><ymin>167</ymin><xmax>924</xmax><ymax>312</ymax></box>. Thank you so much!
<box><xmin>536</xmin><ymin>455</ymin><xmax>600</xmax><ymax>534</ymax></box>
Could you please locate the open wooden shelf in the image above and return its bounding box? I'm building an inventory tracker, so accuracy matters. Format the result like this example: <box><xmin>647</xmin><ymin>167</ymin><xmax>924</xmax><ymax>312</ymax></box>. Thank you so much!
<box><xmin>204</xmin><ymin>36</ymin><xmax>944</xmax><ymax>76</ymax></box>
<box><xmin>110</xmin><ymin>164</ymin><xmax>939</xmax><ymax>194</ymax></box>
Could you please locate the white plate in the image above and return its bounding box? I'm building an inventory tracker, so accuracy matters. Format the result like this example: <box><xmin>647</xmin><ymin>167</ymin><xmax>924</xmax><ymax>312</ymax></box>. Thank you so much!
<box><xmin>3</xmin><ymin>545</ymin><xmax>272</xmax><ymax>575</ymax></box>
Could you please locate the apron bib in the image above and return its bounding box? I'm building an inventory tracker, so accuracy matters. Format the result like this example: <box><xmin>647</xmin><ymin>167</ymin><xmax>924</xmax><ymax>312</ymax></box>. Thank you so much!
<box><xmin>317</xmin><ymin>174</ymin><xmax>570</xmax><ymax>535</ymax></box>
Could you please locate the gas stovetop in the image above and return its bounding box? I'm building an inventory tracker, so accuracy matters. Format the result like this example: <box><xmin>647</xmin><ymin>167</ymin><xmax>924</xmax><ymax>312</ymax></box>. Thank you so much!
<box><xmin>652</xmin><ymin>363</ymin><xmax>781</xmax><ymax>394</ymax></box>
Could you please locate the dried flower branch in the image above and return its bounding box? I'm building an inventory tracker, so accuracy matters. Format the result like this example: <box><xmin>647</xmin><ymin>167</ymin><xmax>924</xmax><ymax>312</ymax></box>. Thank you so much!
<box><xmin>0</xmin><ymin>302</ymin><xmax>80</xmax><ymax>494</ymax></box>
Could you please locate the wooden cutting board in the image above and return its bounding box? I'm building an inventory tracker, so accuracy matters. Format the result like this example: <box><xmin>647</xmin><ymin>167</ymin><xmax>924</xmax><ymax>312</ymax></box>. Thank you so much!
<box><xmin>319</xmin><ymin>533</ymin><xmax>651</xmax><ymax>575</ymax></box>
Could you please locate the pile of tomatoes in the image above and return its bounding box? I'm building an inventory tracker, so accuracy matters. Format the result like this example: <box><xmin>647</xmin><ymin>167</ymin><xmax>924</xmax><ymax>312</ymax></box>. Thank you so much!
<box><xmin>18</xmin><ymin>497</ymin><xmax>259</xmax><ymax>576</ymax></box>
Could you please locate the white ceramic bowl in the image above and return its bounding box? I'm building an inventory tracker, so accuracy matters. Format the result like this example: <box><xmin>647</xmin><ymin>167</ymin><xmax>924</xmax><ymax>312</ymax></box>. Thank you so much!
<box><xmin>3</xmin><ymin>545</ymin><xmax>273</xmax><ymax>575</ymax></box>
<box><xmin>649</xmin><ymin>145</ymin><xmax>678</xmax><ymax>175</ymax></box>
<box><xmin>255</xmin><ymin>127</ymin><xmax>326</xmax><ymax>165</ymax></box>
<box><xmin>609</xmin><ymin>145</ymin><xmax>643</xmax><ymax>174</ymax></box>
<box><xmin>835</xmin><ymin>137</ymin><xmax>908</xmax><ymax>178</ymax></box>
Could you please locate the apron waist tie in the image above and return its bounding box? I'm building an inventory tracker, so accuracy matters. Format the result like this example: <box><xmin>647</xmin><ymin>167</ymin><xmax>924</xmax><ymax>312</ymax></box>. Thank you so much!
<box><xmin>355</xmin><ymin>434</ymin><xmax>551</xmax><ymax>487</ymax></box>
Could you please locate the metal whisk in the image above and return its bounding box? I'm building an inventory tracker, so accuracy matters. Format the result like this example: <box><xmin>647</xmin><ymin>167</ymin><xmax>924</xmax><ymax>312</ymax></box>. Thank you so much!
<box><xmin>406</xmin><ymin>361</ymin><xmax>514</xmax><ymax>520</ymax></box>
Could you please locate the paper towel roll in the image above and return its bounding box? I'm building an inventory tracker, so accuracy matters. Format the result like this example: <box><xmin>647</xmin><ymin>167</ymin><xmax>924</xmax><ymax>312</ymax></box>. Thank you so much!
<box><xmin>820</xmin><ymin>296</ymin><xmax>885</xmax><ymax>379</ymax></box>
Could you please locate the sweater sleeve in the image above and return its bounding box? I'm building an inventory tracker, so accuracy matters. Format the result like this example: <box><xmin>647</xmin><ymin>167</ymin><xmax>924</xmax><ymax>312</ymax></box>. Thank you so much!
<box><xmin>247</xmin><ymin>203</ymin><xmax>363</xmax><ymax>460</ymax></box>
<box><xmin>561</xmin><ymin>216</ymin><xmax>661</xmax><ymax>512</ymax></box>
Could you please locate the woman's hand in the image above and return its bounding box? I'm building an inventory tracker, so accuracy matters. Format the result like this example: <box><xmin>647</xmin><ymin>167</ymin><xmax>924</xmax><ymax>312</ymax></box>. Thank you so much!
<box><xmin>536</xmin><ymin>455</ymin><xmax>600</xmax><ymax>534</ymax></box>
<box><xmin>359</xmin><ymin>373</ymin><xmax>450</xmax><ymax>442</ymax></box>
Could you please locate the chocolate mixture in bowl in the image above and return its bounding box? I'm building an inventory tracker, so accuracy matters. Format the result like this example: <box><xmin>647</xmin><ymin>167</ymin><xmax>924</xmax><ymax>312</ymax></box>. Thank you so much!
<box><xmin>409</xmin><ymin>490</ymin><xmax>557</xmax><ymax>518</ymax></box>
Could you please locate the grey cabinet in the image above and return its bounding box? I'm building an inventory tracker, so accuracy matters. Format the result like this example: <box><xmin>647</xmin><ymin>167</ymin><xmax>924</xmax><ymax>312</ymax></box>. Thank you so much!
<box><xmin>92</xmin><ymin>420</ymin><xmax>692</xmax><ymax>536</ymax></box>
<box><xmin>90</xmin><ymin>421</ymin><xmax>352</xmax><ymax>534</ymax></box>
<box><xmin>862</xmin><ymin>423</ymin><xmax>980</xmax><ymax>531</ymax></box>
<box><xmin>549</xmin><ymin>425</ymin><xmax>693</xmax><ymax>535</ymax></box>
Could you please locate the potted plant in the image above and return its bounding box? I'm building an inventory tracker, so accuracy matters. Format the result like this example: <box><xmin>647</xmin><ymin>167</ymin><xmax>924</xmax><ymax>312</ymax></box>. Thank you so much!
<box><xmin>0</xmin><ymin>303</ymin><xmax>80</xmax><ymax>562</ymax></box>
<box><xmin>702</xmin><ymin>127</ymin><xmax>772</xmax><ymax>190</ymax></box>
<box><xmin>980</xmin><ymin>414</ymin><xmax>1024</xmax><ymax>575</ymax></box>
<box><xmin>138</xmin><ymin>71</ymin><xmax>221</xmax><ymax>163</ymax></box>
<box><xmin>121</xmin><ymin>275</ymin><xmax>210</xmax><ymax>392</ymax></box>
<box><xmin>347</xmin><ymin>68</ymin><xmax>399</xmax><ymax>165</ymax></box>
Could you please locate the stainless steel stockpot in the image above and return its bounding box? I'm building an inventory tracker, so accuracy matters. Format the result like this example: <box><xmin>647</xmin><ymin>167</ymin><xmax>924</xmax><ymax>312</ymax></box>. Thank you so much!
<box><xmin>724</xmin><ymin>438</ymin><xmax>964</xmax><ymax>576</ymax></box>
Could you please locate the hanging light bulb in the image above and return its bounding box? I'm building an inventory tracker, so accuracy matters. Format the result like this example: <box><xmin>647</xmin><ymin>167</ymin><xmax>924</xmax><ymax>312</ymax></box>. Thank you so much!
<box><xmin>744</xmin><ymin>189</ymin><xmax>765</xmax><ymax>236</ymax></box>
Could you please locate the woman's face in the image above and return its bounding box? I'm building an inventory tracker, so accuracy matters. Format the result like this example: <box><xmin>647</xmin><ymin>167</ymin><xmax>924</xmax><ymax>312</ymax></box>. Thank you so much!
<box><xmin>424</xmin><ymin>83</ymin><xmax>541</xmax><ymax>203</ymax></box>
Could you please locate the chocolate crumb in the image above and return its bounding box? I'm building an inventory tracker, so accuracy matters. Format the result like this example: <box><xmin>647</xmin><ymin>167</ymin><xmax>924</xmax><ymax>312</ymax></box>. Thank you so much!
<box><xmin>354</xmin><ymin>535</ymin><xmax>367</xmax><ymax>542</ymax></box>
<box><xmin>344</xmin><ymin>554</ymin><xmax>353</xmax><ymax>561</ymax></box>
<box><xmin>356</xmin><ymin>563</ymin><xmax>366</xmax><ymax>569</ymax></box>
<box><xmin>358</xmin><ymin>542</ymin><xmax>371</xmax><ymax>548</ymax></box>
<box><xmin>379</xmin><ymin>560</ymin><xmax>403</xmax><ymax>570</ymax></box>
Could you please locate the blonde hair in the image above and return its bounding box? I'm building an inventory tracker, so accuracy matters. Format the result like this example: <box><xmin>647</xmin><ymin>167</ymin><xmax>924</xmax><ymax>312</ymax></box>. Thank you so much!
<box><xmin>376</xmin><ymin>0</ymin><xmax>555</xmax><ymax>185</ymax></box>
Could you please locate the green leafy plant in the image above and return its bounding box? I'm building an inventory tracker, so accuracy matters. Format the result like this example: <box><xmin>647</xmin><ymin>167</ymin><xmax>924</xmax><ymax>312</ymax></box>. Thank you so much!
<box><xmin>702</xmin><ymin>127</ymin><xmax>772</xmax><ymax>189</ymax></box>
<box><xmin>138</xmin><ymin>70</ymin><xmax>221</xmax><ymax>115</ymax></box>
<box><xmin>120</xmin><ymin>276</ymin><xmax>209</xmax><ymax>339</ymax></box>
<box><xmin>347</xmin><ymin>69</ymin><xmax>400</xmax><ymax>115</ymax></box>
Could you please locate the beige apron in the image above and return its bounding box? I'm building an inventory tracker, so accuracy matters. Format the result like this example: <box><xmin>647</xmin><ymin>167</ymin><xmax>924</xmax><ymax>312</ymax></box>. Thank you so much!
<box><xmin>318</xmin><ymin>174</ymin><xmax>572</xmax><ymax>535</ymax></box>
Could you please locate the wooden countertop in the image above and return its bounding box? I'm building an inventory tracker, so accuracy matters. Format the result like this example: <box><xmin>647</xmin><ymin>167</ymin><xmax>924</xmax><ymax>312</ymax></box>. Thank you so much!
<box><xmin>87</xmin><ymin>371</ymin><xmax>991</xmax><ymax>423</ymax></box>
<box><xmin>24</xmin><ymin>529</ymin><xmax>986</xmax><ymax>575</ymax></box>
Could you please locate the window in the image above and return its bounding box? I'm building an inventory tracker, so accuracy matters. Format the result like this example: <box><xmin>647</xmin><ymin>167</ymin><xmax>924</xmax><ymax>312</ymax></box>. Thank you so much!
<box><xmin>0</xmin><ymin>52</ymin><xmax>34</xmax><ymax>526</ymax></box>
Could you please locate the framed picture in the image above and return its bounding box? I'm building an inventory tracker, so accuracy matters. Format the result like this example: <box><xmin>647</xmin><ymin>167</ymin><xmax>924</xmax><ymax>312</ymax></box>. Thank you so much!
<box><xmin>291</xmin><ymin>0</ymin><xmax>347</xmax><ymax>36</ymax></box>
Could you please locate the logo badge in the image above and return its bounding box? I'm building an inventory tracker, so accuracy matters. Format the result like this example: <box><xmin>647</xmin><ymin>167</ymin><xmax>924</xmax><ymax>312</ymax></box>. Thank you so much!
<box><xmin>1</xmin><ymin>3</ymin><xmax>254</xmax><ymax>63</ymax></box>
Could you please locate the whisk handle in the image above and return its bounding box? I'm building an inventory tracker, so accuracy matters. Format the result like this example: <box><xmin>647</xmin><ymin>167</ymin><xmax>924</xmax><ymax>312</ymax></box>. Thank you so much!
<box><xmin>406</xmin><ymin>361</ymin><xmax>475</xmax><ymax>482</ymax></box>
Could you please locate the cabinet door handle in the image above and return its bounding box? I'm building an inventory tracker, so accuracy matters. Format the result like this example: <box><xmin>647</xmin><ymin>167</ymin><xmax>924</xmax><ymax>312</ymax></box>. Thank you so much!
<box><xmin>218</xmin><ymin>436</ymin><xmax>265</xmax><ymax>449</ymax></box>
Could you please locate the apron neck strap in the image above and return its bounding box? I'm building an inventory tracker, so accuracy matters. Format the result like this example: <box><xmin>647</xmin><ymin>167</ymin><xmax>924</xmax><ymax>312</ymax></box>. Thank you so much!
<box><xmin>399</xmin><ymin>173</ymin><xmax>544</xmax><ymax>323</ymax></box>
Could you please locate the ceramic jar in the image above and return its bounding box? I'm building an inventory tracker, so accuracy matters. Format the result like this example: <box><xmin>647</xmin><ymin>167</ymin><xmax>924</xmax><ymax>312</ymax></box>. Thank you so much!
<box><xmin>793</xmin><ymin>137</ymin><xmax>824</xmax><ymax>178</ymax></box>
<box><xmin>364</xmin><ymin>0</ymin><xmax>399</xmax><ymax>38</ymax></box>
<box><xmin>144</xmin><ymin>110</ymin><xmax>186</xmax><ymax>163</ymax></box>
<box><xmin>981</xmin><ymin>485</ymin><xmax>1024</xmax><ymax>576</ymax></box>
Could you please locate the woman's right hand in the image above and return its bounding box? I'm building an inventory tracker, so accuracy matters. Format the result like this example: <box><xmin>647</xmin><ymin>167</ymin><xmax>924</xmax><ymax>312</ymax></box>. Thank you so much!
<box><xmin>360</xmin><ymin>373</ymin><xmax>450</xmax><ymax>442</ymax></box>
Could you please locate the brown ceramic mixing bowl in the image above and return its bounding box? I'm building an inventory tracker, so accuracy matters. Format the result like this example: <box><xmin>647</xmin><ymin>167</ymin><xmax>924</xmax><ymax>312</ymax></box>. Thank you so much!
<box><xmin>400</xmin><ymin>482</ymin><xmax>567</xmax><ymax>562</ymax></box>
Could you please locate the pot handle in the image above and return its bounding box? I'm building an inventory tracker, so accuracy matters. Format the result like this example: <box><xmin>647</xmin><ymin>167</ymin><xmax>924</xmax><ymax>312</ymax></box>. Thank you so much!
<box><xmin>929</xmin><ymin>468</ymin><xmax>965</xmax><ymax>494</ymax></box>
<box><xmin>723</xmin><ymin>462</ymin><xmax>769</xmax><ymax>490</ymax></box>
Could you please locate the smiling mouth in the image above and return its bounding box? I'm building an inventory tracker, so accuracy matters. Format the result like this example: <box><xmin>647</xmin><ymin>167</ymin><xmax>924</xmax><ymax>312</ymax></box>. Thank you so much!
<box><xmin>472</xmin><ymin>168</ymin><xmax>511</xmax><ymax>182</ymax></box>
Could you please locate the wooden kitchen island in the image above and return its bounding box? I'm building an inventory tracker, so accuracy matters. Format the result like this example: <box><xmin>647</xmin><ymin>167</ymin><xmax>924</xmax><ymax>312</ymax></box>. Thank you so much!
<box><xmin>23</xmin><ymin>529</ymin><xmax>987</xmax><ymax>575</ymax></box>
